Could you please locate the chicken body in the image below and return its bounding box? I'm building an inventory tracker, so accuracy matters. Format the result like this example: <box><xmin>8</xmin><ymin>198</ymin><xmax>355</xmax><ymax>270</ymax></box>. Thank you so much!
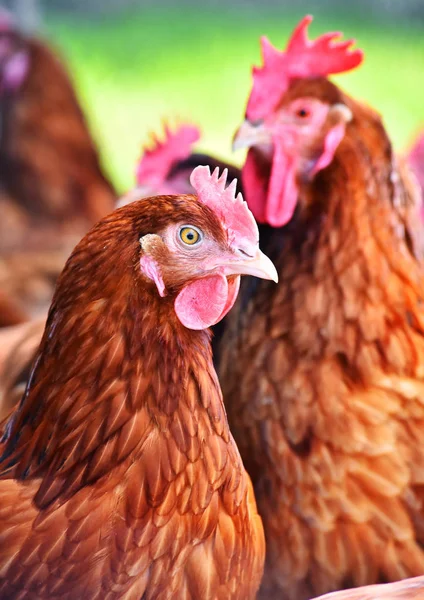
<box><xmin>220</xmin><ymin>77</ymin><xmax>424</xmax><ymax>598</ymax></box>
<box><xmin>0</xmin><ymin>24</ymin><xmax>115</xmax><ymax>319</ymax></box>
<box><xmin>0</xmin><ymin>181</ymin><xmax>267</xmax><ymax>599</ymax></box>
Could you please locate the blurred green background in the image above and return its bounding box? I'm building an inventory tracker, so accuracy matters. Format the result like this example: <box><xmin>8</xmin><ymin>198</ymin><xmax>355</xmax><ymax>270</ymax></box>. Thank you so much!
<box><xmin>5</xmin><ymin>0</ymin><xmax>424</xmax><ymax>193</ymax></box>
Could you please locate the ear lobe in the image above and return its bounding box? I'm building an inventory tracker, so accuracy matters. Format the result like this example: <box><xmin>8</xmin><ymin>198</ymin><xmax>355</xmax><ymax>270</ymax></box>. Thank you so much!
<box><xmin>140</xmin><ymin>254</ymin><xmax>166</xmax><ymax>297</ymax></box>
<box><xmin>310</xmin><ymin>121</ymin><xmax>347</xmax><ymax>177</ymax></box>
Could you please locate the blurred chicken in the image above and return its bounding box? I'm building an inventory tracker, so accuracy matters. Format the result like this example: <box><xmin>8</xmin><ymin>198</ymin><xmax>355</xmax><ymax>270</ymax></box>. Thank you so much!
<box><xmin>118</xmin><ymin>123</ymin><xmax>242</xmax><ymax>207</ymax></box>
<box><xmin>0</xmin><ymin>10</ymin><xmax>116</xmax><ymax>319</ymax></box>
<box><xmin>0</xmin><ymin>166</ymin><xmax>276</xmax><ymax>599</ymax></box>
<box><xmin>218</xmin><ymin>15</ymin><xmax>424</xmax><ymax>599</ymax></box>
<box><xmin>313</xmin><ymin>576</ymin><xmax>424</xmax><ymax>599</ymax></box>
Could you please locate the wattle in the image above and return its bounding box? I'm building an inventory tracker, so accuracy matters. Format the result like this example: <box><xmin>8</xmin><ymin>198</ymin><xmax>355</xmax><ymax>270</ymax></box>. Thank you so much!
<box><xmin>174</xmin><ymin>274</ymin><xmax>241</xmax><ymax>330</ymax></box>
<box><xmin>243</xmin><ymin>142</ymin><xmax>299</xmax><ymax>228</ymax></box>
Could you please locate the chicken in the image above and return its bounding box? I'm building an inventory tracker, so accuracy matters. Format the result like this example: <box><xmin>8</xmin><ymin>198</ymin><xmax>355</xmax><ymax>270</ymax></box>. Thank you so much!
<box><xmin>218</xmin><ymin>15</ymin><xmax>424</xmax><ymax>599</ymax></box>
<box><xmin>0</xmin><ymin>10</ymin><xmax>116</xmax><ymax>319</ymax></box>
<box><xmin>118</xmin><ymin>123</ymin><xmax>242</xmax><ymax>208</ymax></box>
<box><xmin>0</xmin><ymin>165</ymin><xmax>276</xmax><ymax>599</ymax></box>
<box><xmin>313</xmin><ymin>576</ymin><xmax>424</xmax><ymax>600</ymax></box>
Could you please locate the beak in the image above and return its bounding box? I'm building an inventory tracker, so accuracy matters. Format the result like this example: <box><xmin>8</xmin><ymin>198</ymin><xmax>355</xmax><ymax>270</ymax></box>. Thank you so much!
<box><xmin>222</xmin><ymin>248</ymin><xmax>278</xmax><ymax>283</ymax></box>
<box><xmin>232</xmin><ymin>119</ymin><xmax>272</xmax><ymax>152</ymax></box>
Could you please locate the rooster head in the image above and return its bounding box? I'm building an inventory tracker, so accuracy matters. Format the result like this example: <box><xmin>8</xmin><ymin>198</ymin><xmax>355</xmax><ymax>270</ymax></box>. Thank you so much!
<box><xmin>234</xmin><ymin>15</ymin><xmax>363</xmax><ymax>227</ymax></box>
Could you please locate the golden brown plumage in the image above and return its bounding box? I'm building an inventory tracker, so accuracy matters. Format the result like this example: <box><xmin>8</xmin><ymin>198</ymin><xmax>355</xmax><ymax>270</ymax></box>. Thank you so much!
<box><xmin>219</xmin><ymin>20</ymin><xmax>424</xmax><ymax>600</ymax></box>
<box><xmin>0</xmin><ymin>20</ymin><xmax>116</xmax><ymax>318</ymax></box>
<box><xmin>0</xmin><ymin>169</ymin><xmax>270</xmax><ymax>599</ymax></box>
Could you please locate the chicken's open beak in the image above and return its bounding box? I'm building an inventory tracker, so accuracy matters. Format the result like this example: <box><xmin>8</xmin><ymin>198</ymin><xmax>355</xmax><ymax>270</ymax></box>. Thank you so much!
<box><xmin>222</xmin><ymin>248</ymin><xmax>278</xmax><ymax>283</ymax></box>
<box><xmin>232</xmin><ymin>119</ymin><xmax>272</xmax><ymax>152</ymax></box>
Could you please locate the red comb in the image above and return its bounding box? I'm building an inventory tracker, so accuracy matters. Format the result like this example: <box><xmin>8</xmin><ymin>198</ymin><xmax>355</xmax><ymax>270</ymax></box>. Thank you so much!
<box><xmin>190</xmin><ymin>165</ymin><xmax>258</xmax><ymax>249</ymax></box>
<box><xmin>246</xmin><ymin>15</ymin><xmax>364</xmax><ymax>121</ymax></box>
<box><xmin>136</xmin><ymin>123</ymin><xmax>200</xmax><ymax>187</ymax></box>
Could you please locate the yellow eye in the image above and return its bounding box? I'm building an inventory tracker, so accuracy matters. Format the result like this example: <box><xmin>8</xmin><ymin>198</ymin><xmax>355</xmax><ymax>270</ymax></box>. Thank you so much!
<box><xmin>179</xmin><ymin>226</ymin><xmax>202</xmax><ymax>246</ymax></box>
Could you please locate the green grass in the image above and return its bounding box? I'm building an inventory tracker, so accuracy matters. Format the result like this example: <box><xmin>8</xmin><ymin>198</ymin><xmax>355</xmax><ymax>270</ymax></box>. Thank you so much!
<box><xmin>43</xmin><ymin>6</ymin><xmax>424</xmax><ymax>192</ymax></box>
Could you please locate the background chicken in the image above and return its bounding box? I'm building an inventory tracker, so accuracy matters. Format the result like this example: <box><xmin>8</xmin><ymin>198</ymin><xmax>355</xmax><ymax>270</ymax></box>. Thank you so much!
<box><xmin>0</xmin><ymin>165</ymin><xmax>277</xmax><ymax>598</ymax></box>
<box><xmin>218</xmin><ymin>15</ymin><xmax>424</xmax><ymax>599</ymax></box>
<box><xmin>0</xmin><ymin>10</ymin><xmax>116</xmax><ymax>320</ymax></box>
<box><xmin>118</xmin><ymin>122</ymin><xmax>242</xmax><ymax>208</ymax></box>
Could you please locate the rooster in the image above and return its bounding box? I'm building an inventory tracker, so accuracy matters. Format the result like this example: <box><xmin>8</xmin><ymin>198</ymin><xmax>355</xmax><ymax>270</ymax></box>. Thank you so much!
<box><xmin>0</xmin><ymin>10</ymin><xmax>116</xmax><ymax>319</ymax></box>
<box><xmin>218</xmin><ymin>15</ymin><xmax>424</xmax><ymax>599</ymax></box>
<box><xmin>0</xmin><ymin>166</ymin><xmax>277</xmax><ymax>599</ymax></box>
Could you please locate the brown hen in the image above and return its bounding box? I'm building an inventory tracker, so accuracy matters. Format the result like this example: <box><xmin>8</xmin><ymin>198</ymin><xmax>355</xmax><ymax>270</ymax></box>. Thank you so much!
<box><xmin>0</xmin><ymin>166</ymin><xmax>275</xmax><ymax>599</ymax></box>
<box><xmin>0</xmin><ymin>13</ymin><xmax>116</xmax><ymax>319</ymax></box>
<box><xmin>219</xmin><ymin>16</ymin><xmax>424</xmax><ymax>599</ymax></box>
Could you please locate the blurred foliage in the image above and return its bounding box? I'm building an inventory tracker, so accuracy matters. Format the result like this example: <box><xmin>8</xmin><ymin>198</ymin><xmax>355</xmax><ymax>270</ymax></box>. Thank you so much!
<box><xmin>41</xmin><ymin>3</ymin><xmax>424</xmax><ymax>192</ymax></box>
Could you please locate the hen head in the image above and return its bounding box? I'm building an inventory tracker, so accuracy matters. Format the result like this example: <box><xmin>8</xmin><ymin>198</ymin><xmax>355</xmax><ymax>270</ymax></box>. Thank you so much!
<box><xmin>116</xmin><ymin>123</ymin><xmax>200</xmax><ymax>208</ymax></box>
<box><xmin>136</xmin><ymin>123</ymin><xmax>200</xmax><ymax>195</ymax></box>
<box><xmin>138</xmin><ymin>165</ymin><xmax>277</xmax><ymax>329</ymax></box>
<box><xmin>234</xmin><ymin>15</ymin><xmax>363</xmax><ymax>227</ymax></box>
<box><xmin>54</xmin><ymin>165</ymin><xmax>276</xmax><ymax>336</ymax></box>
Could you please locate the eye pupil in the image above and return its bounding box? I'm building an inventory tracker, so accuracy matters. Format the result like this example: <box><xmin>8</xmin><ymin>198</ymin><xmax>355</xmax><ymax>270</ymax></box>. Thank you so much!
<box><xmin>179</xmin><ymin>226</ymin><xmax>202</xmax><ymax>246</ymax></box>
<box><xmin>297</xmin><ymin>109</ymin><xmax>308</xmax><ymax>118</ymax></box>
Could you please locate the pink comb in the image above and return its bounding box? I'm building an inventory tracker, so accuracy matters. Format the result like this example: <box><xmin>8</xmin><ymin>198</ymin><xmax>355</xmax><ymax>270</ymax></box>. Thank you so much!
<box><xmin>136</xmin><ymin>123</ymin><xmax>200</xmax><ymax>186</ymax></box>
<box><xmin>246</xmin><ymin>15</ymin><xmax>364</xmax><ymax>121</ymax></box>
<box><xmin>190</xmin><ymin>165</ymin><xmax>259</xmax><ymax>249</ymax></box>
